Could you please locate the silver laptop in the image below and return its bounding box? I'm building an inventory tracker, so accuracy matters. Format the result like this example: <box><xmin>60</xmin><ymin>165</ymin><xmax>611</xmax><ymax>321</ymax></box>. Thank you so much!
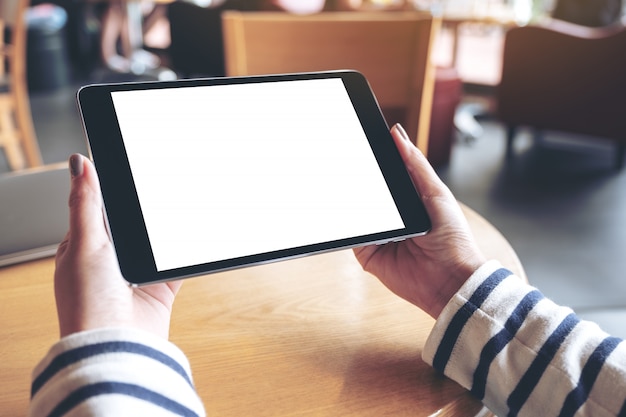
<box><xmin>0</xmin><ymin>165</ymin><xmax>70</xmax><ymax>266</ymax></box>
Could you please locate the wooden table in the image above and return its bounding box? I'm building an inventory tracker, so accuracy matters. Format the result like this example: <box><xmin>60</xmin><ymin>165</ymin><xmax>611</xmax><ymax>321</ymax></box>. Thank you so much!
<box><xmin>0</xmin><ymin>205</ymin><xmax>524</xmax><ymax>416</ymax></box>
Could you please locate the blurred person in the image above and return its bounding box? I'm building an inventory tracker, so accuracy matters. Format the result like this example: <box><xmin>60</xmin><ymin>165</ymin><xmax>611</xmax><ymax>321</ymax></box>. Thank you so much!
<box><xmin>100</xmin><ymin>0</ymin><xmax>164</xmax><ymax>73</ymax></box>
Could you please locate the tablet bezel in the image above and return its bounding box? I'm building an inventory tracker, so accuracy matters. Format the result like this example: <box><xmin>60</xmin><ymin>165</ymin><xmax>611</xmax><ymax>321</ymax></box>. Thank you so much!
<box><xmin>77</xmin><ymin>70</ymin><xmax>431</xmax><ymax>285</ymax></box>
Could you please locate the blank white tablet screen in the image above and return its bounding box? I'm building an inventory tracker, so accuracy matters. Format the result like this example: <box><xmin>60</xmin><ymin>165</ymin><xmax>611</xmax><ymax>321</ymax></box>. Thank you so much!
<box><xmin>111</xmin><ymin>78</ymin><xmax>405</xmax><ymax>272</ymax></box>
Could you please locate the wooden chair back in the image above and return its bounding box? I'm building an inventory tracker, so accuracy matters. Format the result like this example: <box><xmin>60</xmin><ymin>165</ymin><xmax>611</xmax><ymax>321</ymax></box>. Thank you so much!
<box><xmin>222</xmin><ymin>11</ymin><xmax>439</xmax><ymax>154</ymax></box>
<box><xmin>0</xmin><ymin>0</ymin><xmax>42</xmax><ymax>171</ymax></box>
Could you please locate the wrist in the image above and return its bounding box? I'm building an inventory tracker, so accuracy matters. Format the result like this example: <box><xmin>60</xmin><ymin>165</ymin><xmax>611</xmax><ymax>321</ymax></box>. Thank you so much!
<box><xmin>430</xmin><ymin>256</ymin><xmax>488</xmax><ymax>318</ymax></box>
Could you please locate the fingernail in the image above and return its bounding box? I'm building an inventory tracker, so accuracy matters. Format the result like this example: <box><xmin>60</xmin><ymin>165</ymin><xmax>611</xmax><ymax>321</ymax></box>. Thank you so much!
<box><xmin>394</xmin><ymin>123</ymin><xmax>410</xmax><ymax>141</ymax></box>
<box><xmin>69</xmin><ymin>154</ymin><xmax>84</xmax><ymax>177</ymax></box>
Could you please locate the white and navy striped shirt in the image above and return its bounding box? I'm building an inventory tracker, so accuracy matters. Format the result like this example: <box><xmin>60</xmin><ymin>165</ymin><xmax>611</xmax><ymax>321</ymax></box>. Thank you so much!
<box><xmin>29</xmin><ymin>328</ymin><xmax>205</xmax><ymax>417</ymax></box>
<box><xmin>30</xmin><ymin>261</ymin><xmax>626</xmax><ymax>416</ymax></box>
<box><xmin>423</xmin><ymin>260</ymin><xmax>626</xmax><ymax>417</ymax></box>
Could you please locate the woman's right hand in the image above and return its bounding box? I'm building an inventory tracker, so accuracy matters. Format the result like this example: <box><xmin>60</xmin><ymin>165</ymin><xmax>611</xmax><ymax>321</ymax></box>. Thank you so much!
<box><xmin>353</xmin><ymin>124</ymin><xmax>486</xmax><ymax>318</ymax></box>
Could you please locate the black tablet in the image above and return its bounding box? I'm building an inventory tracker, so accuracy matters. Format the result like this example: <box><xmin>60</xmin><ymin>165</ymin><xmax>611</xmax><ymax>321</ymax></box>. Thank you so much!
<box><xmin>77</xmin><ymin>70</ymin><xmax>431</xmax><ymax>285</ymax></box>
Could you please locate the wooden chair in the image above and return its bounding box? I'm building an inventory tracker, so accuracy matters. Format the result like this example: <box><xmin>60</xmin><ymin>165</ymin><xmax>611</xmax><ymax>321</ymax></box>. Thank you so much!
<box><xmin>222</xmin><ymin>11</ymin><xmax>440</xmax><ymax>155</ymax></box>
<box><xmin>497</xmin><ymin>19</ymin><xmax>626</xmax><ymax>168</ymax></box>
<box><xmin>0</xmin><ymin>0</ymin><xmax>43</xmax><ymax>171</ymax></box>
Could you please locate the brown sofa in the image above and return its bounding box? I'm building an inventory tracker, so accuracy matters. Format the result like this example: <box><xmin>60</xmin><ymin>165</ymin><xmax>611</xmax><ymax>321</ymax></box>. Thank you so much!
<box><xmin>496</xmin><ymin>19</ymin><xmax>626</xmax><ymax>168</ymax></box>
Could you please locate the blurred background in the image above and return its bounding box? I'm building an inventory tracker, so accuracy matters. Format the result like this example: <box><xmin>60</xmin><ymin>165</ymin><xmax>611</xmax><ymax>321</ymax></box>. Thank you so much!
<box><xmin>2</xmin><ymin>0</ymin><xmax>626</xmax><ymax>336</ymax></box>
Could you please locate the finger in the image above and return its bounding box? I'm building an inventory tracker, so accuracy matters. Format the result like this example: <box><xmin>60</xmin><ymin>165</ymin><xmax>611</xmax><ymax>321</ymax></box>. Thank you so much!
<box><xmin>390</xmin><ymin>124</ymin><xmax>466</xmax><ymax>232</ymax></box>
<box><xmin>67</xmin><ymin>154</ymin><xmax>109</xmax><ymax>247</ymax></box>
<box><xmin>390</xmin><ymin>124</ymin><xmax>451</xmax><ymax>200</ymax></box>
<box><xmin>166</xmin><ymin>280</ymin><xmax>183</xmax><ymax>296</ymax></box>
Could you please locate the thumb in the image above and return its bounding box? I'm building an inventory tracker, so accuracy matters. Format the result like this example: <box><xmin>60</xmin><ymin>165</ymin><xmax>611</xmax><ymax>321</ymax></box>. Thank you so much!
<box><xmin>67</xmin><ymin>154</ymin><xmax>109</xmax><ymax>247</ymax></box>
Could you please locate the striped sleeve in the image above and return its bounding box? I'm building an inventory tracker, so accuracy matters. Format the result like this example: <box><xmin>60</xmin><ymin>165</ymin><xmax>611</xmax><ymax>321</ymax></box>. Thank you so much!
<box><xmin>29</xmin><ymin>328</ymin><xmax>206</xmax><ymax>417</ymax></box>
<box><xmin>423</xmin><ymin>260</ymin><xmax>626</xmax><ymax>417</ymax></box>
